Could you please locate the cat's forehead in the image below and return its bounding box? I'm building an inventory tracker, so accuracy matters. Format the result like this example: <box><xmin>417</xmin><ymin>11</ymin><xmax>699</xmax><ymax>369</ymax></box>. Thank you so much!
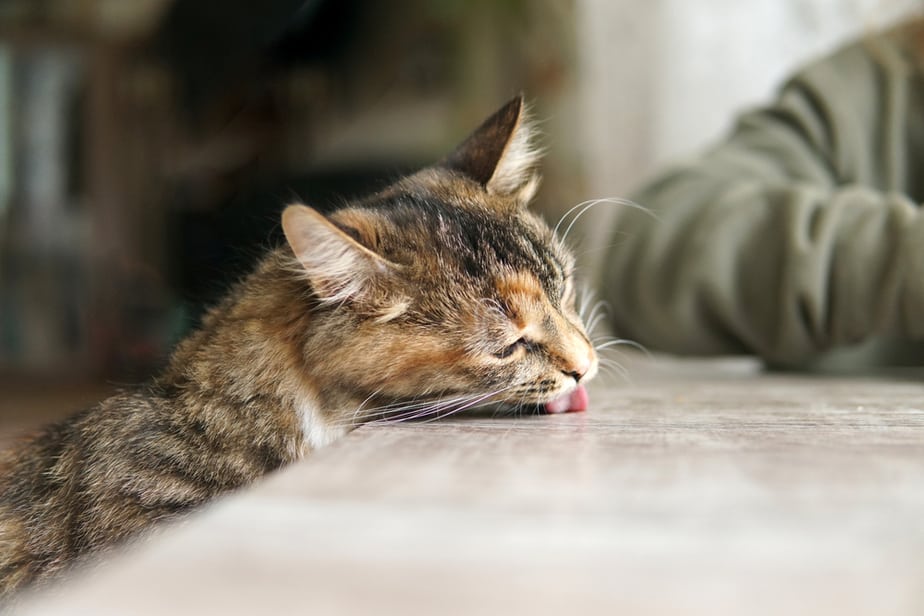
<box><xmin>360</xmin><ymin>169</ymin><xmax>569</xmax><ymax>276</ymax></box>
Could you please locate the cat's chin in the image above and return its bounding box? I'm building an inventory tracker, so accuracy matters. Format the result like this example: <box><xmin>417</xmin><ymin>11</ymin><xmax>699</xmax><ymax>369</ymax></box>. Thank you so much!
<box><xmin>542</xmin><ymin>384</ymin><xmax>589</xmax><ymax>414</ymax></box>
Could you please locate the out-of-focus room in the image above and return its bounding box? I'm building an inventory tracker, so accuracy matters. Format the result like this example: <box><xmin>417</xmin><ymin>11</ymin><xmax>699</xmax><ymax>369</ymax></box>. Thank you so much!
<box><xmin>0</xmin><ymin>0</ymin><xmax>918</xmax><ymax>415</ymax></box>
<box><xmin>2</xmin><ymin>0</ymin><xmax>586</xmax><ymax>432</ymax></box>
<box><xmin>4</xmin><ymin>1</ymin><xmax>924</xmax><ymax>614</ymax></box>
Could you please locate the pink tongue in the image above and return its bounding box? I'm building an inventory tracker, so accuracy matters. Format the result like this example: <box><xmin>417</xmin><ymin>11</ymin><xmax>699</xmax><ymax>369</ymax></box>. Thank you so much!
<box><xmin>544</xmin><ymin>384</ymin><xmax>589</xmax><ymax>414</ymax></box>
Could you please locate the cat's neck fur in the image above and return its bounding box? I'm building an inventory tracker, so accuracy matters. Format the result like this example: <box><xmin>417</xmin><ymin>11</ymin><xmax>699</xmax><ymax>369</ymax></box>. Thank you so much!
<box><xmin>158</xmin><ymin>249</ymin><xmax>348</xmax><ymax>456</ymax></box>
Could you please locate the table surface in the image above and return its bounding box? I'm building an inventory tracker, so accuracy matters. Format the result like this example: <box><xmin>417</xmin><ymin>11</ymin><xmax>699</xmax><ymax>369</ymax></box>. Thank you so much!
<box><xmin>17</xmin><ymin>357</ymin><xmax>924</xmax><ymax>615</ymax></box>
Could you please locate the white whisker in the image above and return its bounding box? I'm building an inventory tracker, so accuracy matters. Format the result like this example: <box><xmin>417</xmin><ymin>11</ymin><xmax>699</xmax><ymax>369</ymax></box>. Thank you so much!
<box><xmin>348</xmin><ymin>384</ymin><xmax>519</xmax><ymax>427</ymax></box>
<box><xmin>560</xmin><ymin>200</ymin><xmax>602</xmax><ymax>244</ymax></box>
<box><xmin>336</xmin><ymin>394</ymin><xmax>454</xmax><ymax>427</ymax></box>
<box><xmin>597</xmin><ymin>358</ymin><xmax>631</xmax><ymax>382</ymax></box>
<box><xmin>391</xmin><ymin>385</ymin><xmax>517</xmax><ymax>424</ymax></box>
<box><xmin>595</xmin><ymin>338</ymin><xmax>650</xmax><ymax>357</ymax></box>
<box><xmin>348</xmin><ymin>388</ymin><xmax>385</xmax><ymax>427</ymax></box>
<box><xmin>362</xmin><ymin>393</ymin><xmax>474</xmax><ymax>425</ymax></box>
<box><xmin>576</xmin><ymin>284</ymin><xmax>597</xmax><ymax>322</ymax></box>
<box><xmin>584</xmin><ymin>300</ymin><xmax>612</xmax><ymax>337</ymax></box>
<box><xmin>554</xmin><ymin>197</ymin><xmax>657</xmax><ymax>245</ymax></box>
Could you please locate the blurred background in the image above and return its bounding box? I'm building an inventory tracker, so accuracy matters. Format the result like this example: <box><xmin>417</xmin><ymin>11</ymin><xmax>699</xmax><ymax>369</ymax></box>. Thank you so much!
<box><xmin>0</xmin><ymin>0</ymin><xmax>919</xmax><ymax>432</ymax></box>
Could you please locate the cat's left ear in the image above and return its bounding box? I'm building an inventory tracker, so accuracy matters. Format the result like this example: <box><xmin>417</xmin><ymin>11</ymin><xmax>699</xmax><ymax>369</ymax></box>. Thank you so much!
<box><xmin>282</xmin><ymin>204</ymin><xmax>395</xmax><ymax>304</ymax></box>
<box><xmin>442</xmin><ymin>95</ymin><xmax>542</xmax><ymax>206</ymax></box>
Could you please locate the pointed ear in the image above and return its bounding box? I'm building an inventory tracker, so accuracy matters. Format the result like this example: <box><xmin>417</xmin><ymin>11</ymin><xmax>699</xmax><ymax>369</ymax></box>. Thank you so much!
<box><xmin>282</xmin><ymin>204</ymin><xmax>392</xmax><ymax>303</ymax></box>
<box><xmin>442</xmin><ymin>95</ymin><xmax>542</xmax><ymax>205</ymax></box>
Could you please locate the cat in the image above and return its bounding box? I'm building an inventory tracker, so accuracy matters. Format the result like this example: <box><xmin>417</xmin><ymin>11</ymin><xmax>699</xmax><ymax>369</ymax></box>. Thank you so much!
<box><xmin>0</xmin><ymin>95</ymin><xmax>598</xmax><ymax>599</ymax></box>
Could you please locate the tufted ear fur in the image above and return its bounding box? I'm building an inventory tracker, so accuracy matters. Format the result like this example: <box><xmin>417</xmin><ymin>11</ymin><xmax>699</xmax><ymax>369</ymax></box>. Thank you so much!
<box><xmin>442</xmin><ymin>95</ymin><xmax>542</xmax><ymax>205</ymax></box>
<box><xmin>282</xmin><ymin>204</ymin><xmax>395</xmax><ymax>304</ymax></box>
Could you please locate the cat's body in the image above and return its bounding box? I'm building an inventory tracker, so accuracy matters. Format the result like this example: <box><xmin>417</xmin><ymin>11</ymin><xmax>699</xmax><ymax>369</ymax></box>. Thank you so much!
<box><xmin>0</xmin><ymin>97</ymin><xmax>597</xmax><ymax>598</ymax></box>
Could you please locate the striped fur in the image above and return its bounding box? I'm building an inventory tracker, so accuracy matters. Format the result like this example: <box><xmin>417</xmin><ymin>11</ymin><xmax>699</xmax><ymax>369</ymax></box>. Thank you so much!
<box><xmin>0</xmin><ymin>96</ymin><xmax>597</xmax><ymax>599</ymax></box>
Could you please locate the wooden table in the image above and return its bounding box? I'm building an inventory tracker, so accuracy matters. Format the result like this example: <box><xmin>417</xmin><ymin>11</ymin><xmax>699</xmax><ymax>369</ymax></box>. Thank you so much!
<box><xmin>18</xmin><ymin>357</ymin><xmax>924</xmax><ymax>615</ymax></box>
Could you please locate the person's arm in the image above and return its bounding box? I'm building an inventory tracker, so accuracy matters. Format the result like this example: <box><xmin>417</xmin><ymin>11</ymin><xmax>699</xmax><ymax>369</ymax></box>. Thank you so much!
<box><xmin>601</xmin><ymin>28</ymin><xmax>924</xmax><ymax>365</ymax></box>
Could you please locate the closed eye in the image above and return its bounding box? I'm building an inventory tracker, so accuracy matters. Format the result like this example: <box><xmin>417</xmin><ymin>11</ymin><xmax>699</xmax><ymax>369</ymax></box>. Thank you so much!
<box><xmin>494</xmin><ymin>338</ymin><xmax>526</xmax><ymax>359</ymax></box>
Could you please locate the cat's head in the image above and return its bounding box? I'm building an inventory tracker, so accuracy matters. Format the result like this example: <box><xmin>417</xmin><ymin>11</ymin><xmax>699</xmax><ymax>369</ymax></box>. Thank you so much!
<box><xmin>282</xmin><ymin>96</ymin><xmax>597</xmax><ymax>420</ymax></box>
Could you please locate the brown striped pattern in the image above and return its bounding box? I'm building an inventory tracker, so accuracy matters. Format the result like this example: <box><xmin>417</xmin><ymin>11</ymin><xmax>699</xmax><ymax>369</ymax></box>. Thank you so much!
<box><xmin>0</xmin><ymin>96</ymin><xmax>596</xmax><ymax>600</ymax></box>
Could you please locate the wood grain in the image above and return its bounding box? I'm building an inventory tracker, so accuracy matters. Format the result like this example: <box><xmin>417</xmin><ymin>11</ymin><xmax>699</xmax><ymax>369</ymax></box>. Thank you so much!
<box><xmin>17</xmin><ymin>357</ymin><xmax>924</xmax><ymax>615</ymax></box>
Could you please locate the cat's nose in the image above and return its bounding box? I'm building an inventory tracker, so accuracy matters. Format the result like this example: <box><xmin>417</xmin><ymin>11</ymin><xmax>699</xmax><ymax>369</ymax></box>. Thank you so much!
<box><xmin>562</xmin><ymin>351</ymin><xmax>595</xmax><ymax>383</ymax></box>
<box><xmin>562</xmin><ymin>355</ymin><xmax>592</xmax><ymax>382</ymax></box>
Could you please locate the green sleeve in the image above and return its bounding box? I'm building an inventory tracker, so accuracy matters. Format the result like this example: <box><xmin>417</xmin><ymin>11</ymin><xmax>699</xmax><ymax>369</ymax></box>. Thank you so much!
<box><xmin>600</xmin><ymin>29</ymin><xmax>924</xmax><ymax>366</ymax></box>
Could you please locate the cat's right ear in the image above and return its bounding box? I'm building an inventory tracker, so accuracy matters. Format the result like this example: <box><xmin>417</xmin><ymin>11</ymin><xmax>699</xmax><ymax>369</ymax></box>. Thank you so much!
<box><xmin>282</xmin><ymin>204</ymin><xmax>393</xmax><ymax>303</ymax></box>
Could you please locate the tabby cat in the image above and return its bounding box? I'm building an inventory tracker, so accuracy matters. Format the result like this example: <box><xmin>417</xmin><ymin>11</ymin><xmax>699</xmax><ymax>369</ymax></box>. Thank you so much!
<box><xmin>0</xmin><ymin>96</ymin><xmax>597</xmax><ymax>598</ymax></box>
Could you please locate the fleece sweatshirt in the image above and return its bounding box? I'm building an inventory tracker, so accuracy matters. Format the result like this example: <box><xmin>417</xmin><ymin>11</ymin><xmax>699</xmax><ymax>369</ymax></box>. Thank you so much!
<box><xmin>602</xmin><ymin>23</ymin><xmax>924</xmax><ymax>370</ymax></box>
